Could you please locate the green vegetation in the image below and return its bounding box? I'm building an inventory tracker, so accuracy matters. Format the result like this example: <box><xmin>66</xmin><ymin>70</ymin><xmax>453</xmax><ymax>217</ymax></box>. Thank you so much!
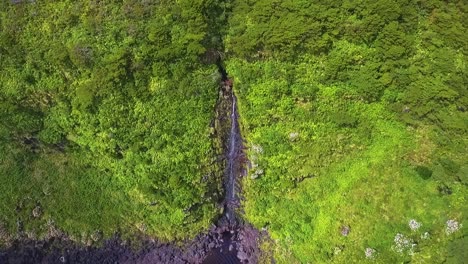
<box><xmin>227</xmin><ymin>0</ymin><xmax>467</xmax><ymax>262</ymax></box>
<box><xmin>1</xmin><ymin>0</ymin><xmax>467</xmax><ymax>263</ymax></box>
<box><xmin>0</xmin><ymin>0</ymin><xmax>229</xmax><ymax>242</ymax></box>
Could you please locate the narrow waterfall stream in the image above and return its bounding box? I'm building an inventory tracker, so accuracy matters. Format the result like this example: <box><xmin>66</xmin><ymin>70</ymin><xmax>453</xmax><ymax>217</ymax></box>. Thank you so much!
<box><xmin>202</xmin><ymin>63</ymin><xmax>246</xmax><ymax>264</ymax></box>
<box><xmin>225</xmin><ymin>92</ymin><xmax>240</xmax><ymax>224</ymax></box>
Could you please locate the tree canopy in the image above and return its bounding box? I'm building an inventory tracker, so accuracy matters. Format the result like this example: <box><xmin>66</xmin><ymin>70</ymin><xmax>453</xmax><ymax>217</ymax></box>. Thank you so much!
<box><xmin>0</xmin><ymin>0</ymin><xmax>466</xmax><ymax>262</ymax></box>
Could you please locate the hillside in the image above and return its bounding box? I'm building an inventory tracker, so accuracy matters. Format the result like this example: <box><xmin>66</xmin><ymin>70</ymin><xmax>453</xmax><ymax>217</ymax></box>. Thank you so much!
<box><xmin>0</xmin><ymin>0</ymin><xmax>466</xmax><ymax>263</ymax></box>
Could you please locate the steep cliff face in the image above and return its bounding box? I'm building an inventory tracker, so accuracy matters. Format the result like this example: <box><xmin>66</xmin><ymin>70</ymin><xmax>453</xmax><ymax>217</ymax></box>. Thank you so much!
<box><xmin>215</xmin><ymin>63</ymin><xmax>243</xmax><ymax>225</ymax></box>
<box><xmin>204</xmin><ymin>63</ymin><xmax>245</xmax><ymax>264</ymax></box>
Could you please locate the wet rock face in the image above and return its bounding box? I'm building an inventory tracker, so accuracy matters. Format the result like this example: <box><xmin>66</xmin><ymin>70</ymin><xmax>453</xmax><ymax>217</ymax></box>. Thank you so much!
<box><xmin>202</xmin><ymin>224</ymin><xmax>262</xmax><ymax>264</ymax></box>
<box><xmin>201</xmin><ymin>64</ymin><xmax>264</xmax><ymax>264</ymax></box>
<box><xmin>203</xmin><ymin>232</ymin><xmax>239</xmax><ymax>264</ymax></box>
<box><xmin>236</xmin><ymin>225</ymin><xmax>261</xmax><ymax>263</ymax></box>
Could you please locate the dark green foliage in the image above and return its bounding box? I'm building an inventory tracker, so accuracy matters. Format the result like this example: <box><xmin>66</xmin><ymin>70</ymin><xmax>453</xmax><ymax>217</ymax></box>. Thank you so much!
<box><xmin>446</xmin><ymin>236</ymin><xmax>468</xmax><ymax>264</ymax></box>
<box><xmin>456</xmin><ymin>166</ymin><xmax>468</xmax><ymax>185</ymax></box>
<box><xmin>226</xmin><ymin>0</ymin><xmax>467</xmax><ymax>262</ymax></box>
<box><xmin>415</xmin><ymin>166</ymin><xmax>433</xmax><ymax>180</ymax></box>
<box><xmin>330</xmin><ymin>112</ymin><xmax>358</xmax><ymax>128</ymax></box>
<box><xmin>0</xmin><ymin>0</ymin><xmax>228</xmax><ymax>242</ymax></box>
<box><xmin>0</xmin><ymin>1</ymin><xmax>467</xmax><ymax>263</ymax></box>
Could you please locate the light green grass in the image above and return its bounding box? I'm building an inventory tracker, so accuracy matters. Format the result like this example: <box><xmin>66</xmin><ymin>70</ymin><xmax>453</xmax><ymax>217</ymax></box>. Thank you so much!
<box><xmin>229</xmin><ymin>58</ymin><xmax>467</xmax><ymax>263</ymax></box>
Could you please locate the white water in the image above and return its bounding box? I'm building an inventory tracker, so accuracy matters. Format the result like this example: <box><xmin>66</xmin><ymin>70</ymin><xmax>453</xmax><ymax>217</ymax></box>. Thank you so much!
<box><xmin>225</xmin><ymin>93</ymin><xmax>240</xmax><ymax>223</ymax></box>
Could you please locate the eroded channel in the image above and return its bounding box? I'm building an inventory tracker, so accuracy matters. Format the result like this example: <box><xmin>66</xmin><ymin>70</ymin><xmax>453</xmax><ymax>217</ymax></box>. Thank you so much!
<box><xmin>202</xmin><ymin>61</ymin><xmax>247</xmax><ymax>264</ymax></box>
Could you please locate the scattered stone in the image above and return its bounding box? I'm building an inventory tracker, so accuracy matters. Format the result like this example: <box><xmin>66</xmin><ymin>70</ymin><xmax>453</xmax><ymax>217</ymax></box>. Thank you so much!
<box><xmin>393</xmin><ymin>233</ymin><xmax>416</xmax><ymax>254</ymax></box>
<box><xmin>68</xmin><ymin>234</ymin><xmax>77</xmax><ymax>242</ymax></box>
<box><xmin>47</xmin><ymin>224</ymin><xmax>63</xmax><ymax>239</ymax></box>
<box><xmin>235</xmin><ymin>224</ymin><xmax>262</xmax><ymax>264</ymax></box>
<box><xmin>16</xmin><ymin>219</ymin><xmax>23</xmax><ymax>233</ymax></box>
<box><xmin>237</xmin><ymin>251</ymin><xmax>248</xmax><ymax>261</ymax></box>
<box><xmin>408</xmin><ymin>219</ymin><xmax>421</xmax><ymax>231</ymax></box>
<box><xmin>340</xmin><ymin>226</ymin><xmax>350</xmax><ymax>236</ymax></box>
<box><xmin>446</xmin><ymin>219</ymin><xmax>462</xmax><ymax>235</ymax></box>
<box><xmin>47</xmin><ymin>218</ymin><xmax>55</xmax><ymax>226</ymax></box>
<box><xmin>85</xmin><ymin>238</ymin><xmax>93</xmax><ymax>247</ymax></box>
<box><xmin>364</xmin><ymin>247</ymin><xmax>376</xmax><ymax>259</ymax></box>
<box><xmin>421</xmin><ymin>232</ymin><xmax>430</xmax><ymax>240</ymax></box>
<box><xmin>32</xmin><ymin>206</ymin><xmax>42</xmax><ymax>218</ymax></box>
<box><xmin>0</xmin><ymin>221</ymin><xmax>11</xmax><ymax>243</ymax></box>
<box><xmin>91</xmin><ymin>231</ymin><xmax>103</xmax><ymax>242</ymax></box>
<box><xmin>334</xmin><ymin>246</ymin><xmax>343</xmax><ymax>255</ymax></box>
<box><xmin>136</xmin><ymin>223</ymin><xmax>147</xmax><ymax>233</ymax></box>
<box><xmin>289</xmin><ymin>132</ymin><xmax>299</xmax><ymax>141</ymax></box>
<box><xmin>251</xmin><ymin>168</ymin><xmax>263</xmax><ymax>179</ymax></box>
<box><xmin>250</xmin><ymin>144</ymin><xmax>265</xmax><ymax>179</ymax></box>
<box><xmin>251</xmin><ymin>144</ymin><xmax>263</xmax><ymax>154</ymax></box>
<box><xmin>25</xmin><ymin>231</ymin><xmax>37</xmax><ymax>240</ymax></box>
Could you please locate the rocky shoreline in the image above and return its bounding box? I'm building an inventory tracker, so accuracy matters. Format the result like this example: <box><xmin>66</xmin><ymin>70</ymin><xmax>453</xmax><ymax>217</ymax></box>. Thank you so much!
<box><xmin>0</xmin><ymin>223</ymin><xmax>263</xmax><ymax>264</ymax></box>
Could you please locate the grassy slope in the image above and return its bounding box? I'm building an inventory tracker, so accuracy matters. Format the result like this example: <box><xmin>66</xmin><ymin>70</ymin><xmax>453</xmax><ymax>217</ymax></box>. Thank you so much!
<box><xmin>227</xmin><ymin>57</ymin><xmax>466</xmax><ymax>262</ymax></box>
<box><xmin>0</xmin><ymin>2</ymin><xmax>466</xmax><ymax>262</ymax></box>
<box><xmin>226</xmin><ymin>1</ymin><xmax>467</xmax><ymax>262</ymax></box>
<box><xmin>0</xmin><ymin>1</ymin><xmax>223</xmax><ymax>243</ymax></box>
